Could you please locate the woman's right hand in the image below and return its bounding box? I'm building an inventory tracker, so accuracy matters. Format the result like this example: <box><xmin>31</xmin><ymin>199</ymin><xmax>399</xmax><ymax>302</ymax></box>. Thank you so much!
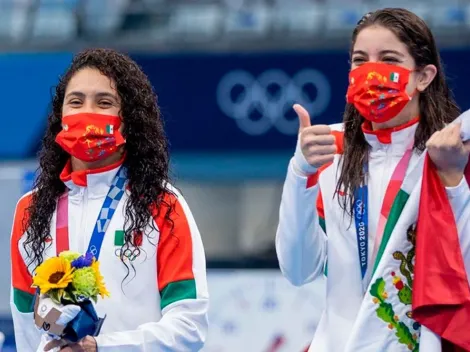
<box><xmin>35</xmin><ymin>294</ymin><xmax>81</xmax><ymax>339</ymax></box>
<box><xmin>293</xmin><ymin>104</ymin><xmax>336</xmax><ymax>175</ymax></box>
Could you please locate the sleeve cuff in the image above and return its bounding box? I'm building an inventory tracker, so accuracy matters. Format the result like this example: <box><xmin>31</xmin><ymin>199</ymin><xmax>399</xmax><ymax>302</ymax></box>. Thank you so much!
<box><xmin>445</xmin><ymin>176</ymin><xmax>470</xmax><ymax>199</ymax></box>
<box><xmin>291</xmin><ymin>159</ymin><xmax>316</xmax><ymax>178</ymax></box>
<box><xmin>94</xmin><ymin>335</ymin><xmax>104</xmax><ymax>350</ymax></box>
<box><xmin>288</xmin><ymin>159</ymin><xmax>320</xmax><ymax>190</ymax></box>
<box><xmin>289</xmin><ymin>159</ymin><xmax>316</xmax><ymax>179</ymax></box>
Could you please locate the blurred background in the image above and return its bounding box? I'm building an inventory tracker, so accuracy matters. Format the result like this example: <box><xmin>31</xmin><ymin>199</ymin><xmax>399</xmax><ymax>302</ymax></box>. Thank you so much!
<box><xmin>1</xmin><ymin>0</ymin><xmax>470</xmax><ymax>350</ymax></box>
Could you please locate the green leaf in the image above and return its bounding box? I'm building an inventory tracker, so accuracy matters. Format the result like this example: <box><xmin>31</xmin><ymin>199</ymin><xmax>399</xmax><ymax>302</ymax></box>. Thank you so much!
<box><xmin>62</xmin><ymin>291</ymin><xmax>76</xmax><ymax>304</ymax></box>
<box><xmin>395</xmin><ymin>321</ymin><xmax>414</xmax><ymax>346</ymax></box>
<box><xmin>375</xmin><ymin>302</ymin><xmax>395</xmax><ymax>324</ymax></box>
<box><xmin>48</xmin><ymin>290</ymin><xmax>63</xmax><ymax>305</ymax></box>
<box><xmin>397</xmin><ymin>285</ymin><xmax>412</xmax><ymax>305</ymax></box>
<box><xmin>370</xmin><ymin>278</ymin><xmax>386</xmax><ymax>301</ymax></box>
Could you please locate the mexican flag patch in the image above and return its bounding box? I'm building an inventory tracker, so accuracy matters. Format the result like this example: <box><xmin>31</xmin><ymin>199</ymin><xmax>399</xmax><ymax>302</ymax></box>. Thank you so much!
<box><xmin>390</xmin><ymin>72</ymin><xmax>400</xmax><ymax>83</ymax></box>
<box><xmin>106</xmin><ymin>124</ymin><xmax>114</xmax><ymax>134</ymax></box>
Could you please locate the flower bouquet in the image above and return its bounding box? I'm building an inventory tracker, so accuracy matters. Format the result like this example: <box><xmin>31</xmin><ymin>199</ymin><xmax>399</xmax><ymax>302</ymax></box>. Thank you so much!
<box><xmin>31</xmin><ymin>251</ymin><xmax>109</xmax><ymax>343</ymax></box>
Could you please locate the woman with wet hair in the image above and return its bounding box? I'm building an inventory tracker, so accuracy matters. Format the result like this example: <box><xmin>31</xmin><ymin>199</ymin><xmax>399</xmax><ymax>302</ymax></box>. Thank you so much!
<box><xmin>277</xmin><ymin>8</ymin><xmax>470</xmax><ymax>352</ymax></box>
<box><xmin>10</xmin><ymin>49</ymin><xmax>209</xmax><ymax>352</ymax></box>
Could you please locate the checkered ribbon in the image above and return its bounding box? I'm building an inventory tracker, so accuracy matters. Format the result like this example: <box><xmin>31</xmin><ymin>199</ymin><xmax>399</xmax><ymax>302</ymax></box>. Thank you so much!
<box><xmin>87</xmin><ymin>166</ymin><xmax>127</xmax><ymax>259</ymax></box>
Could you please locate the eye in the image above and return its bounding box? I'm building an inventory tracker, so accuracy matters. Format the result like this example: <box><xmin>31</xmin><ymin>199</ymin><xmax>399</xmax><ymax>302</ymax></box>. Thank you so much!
<box><xmin>99</xmin><ymin>100</ymin><xmax>113</xmax><ymax>107</ymax></box>
<box><xmin>69</xmin><ymin>99</ymin><xmax>81</xmax><ymax>105</ymax></box>
<box><xmin>382</xmin><ymin>57</ymin><xmax>400</xmax><ymax>64</ymax></box>
<box><xmin>352</xmin><ymin>57</ymin><xmax>366</xmax><ymax>65</ymax></box>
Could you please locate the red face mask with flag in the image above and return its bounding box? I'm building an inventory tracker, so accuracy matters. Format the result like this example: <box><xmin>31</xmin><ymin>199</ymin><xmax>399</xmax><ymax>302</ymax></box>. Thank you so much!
<box><xmin>346</xmin><ymin>62</ymin><xmax>414</xmax><ymax>123</ymax></box>
<box><xmin>55</xmin><ymin>113</ymin><xmax>126</xmax><ymax>162</ymax></box>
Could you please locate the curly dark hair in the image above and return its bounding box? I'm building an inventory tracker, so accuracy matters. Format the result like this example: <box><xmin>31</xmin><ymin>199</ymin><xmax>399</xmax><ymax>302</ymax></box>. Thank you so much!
<box><xmin>337</xmin><ymin>8</ymin><xmax>461</xmax><ymax>215</ymax></box>
<box><xmin>23</xmin><ymin>48</ymin><xmax>174</xmax><ymax>277</ymax></box>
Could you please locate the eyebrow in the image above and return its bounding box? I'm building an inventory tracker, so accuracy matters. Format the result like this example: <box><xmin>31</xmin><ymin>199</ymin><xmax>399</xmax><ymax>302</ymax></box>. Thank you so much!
<box><xmin>352</xmin><ymin>50</ymin><xmax>405</xmax><ymax>57</ymax></box>
<box><xmin>65</xmin><ymin>91</ymin><xmax>119</xmax><ymax>101</ymax></box>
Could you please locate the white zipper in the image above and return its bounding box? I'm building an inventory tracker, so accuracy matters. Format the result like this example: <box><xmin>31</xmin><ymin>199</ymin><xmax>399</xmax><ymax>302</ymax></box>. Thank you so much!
<box><xmin>382</xmin><ymin>145</ymin><xmax>392</xmax><ymax>202</ymax></box>
<box><xmin>78</xmin><ymin>188</ymin><xmax>89</xmax><ymax>253</ymax></box>
<box><xmin>366</xmin><ymin>145</ymin><xmax>391</xmax><ymax>286</ymax></box>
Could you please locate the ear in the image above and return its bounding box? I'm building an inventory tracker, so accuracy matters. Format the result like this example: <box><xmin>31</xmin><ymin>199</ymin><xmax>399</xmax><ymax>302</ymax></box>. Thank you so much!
<box><xmin>416</xmin><ymin>64</ymin><xmax>437</xmax><ymax>92</ymax></box>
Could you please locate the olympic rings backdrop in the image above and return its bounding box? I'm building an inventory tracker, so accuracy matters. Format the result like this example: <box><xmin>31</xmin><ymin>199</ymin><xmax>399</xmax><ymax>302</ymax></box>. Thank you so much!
<box><xmin>2</xmin><ymin>49</ymin><xmax>470</xmax><ymax>158</ymax></box>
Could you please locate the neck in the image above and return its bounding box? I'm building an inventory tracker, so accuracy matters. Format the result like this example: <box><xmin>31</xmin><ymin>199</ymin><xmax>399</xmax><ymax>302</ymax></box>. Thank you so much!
<box><xmin>71</xmin><ymin>149</ymin><xmax>124</xmax><ymax>172</ymax></box>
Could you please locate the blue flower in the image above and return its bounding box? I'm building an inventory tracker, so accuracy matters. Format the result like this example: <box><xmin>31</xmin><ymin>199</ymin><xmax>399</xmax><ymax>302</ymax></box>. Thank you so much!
<box><xmin>71</xmin><ymin>253</ymin><xmax>94</xmax><ymax>269</ymax></box>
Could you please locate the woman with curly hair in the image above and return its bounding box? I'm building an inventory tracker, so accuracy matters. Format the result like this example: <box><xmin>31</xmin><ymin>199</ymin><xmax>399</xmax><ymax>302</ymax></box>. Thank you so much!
<box><xmin>277</xmin><ymin>8</ymin><xmax>470</xmax><ymax>352</ymax></box>
<box><xmin>10</xmin><ymin>49</ymin><xmax>209</xmax><ymax>351</ymax></box>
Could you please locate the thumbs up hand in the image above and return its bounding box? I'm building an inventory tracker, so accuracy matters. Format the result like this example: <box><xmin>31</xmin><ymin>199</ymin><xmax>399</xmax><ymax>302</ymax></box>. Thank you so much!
<box><xmin>292</xmin><ymin>104</ymin><xmax>336</xmax><ymax>176</ymax></box>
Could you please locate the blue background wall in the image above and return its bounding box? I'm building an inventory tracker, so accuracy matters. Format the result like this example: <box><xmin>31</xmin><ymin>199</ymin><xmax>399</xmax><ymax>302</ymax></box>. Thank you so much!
<box><xmin>3</xmin><ymin>49</ymin><xmax>470</xmax><ymax>159</ymax></box>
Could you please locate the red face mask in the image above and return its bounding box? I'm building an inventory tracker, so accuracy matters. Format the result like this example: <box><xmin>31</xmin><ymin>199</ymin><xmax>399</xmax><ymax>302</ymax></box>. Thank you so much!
<box><xmin>346</xmin><ymin>62</ymin><xmax>414</xmax><ymax>123</ymax></box>
<box><xmin>55</xmin><ymin>113</ymin><xmax>126</xmax><ymax>162</ymax></box>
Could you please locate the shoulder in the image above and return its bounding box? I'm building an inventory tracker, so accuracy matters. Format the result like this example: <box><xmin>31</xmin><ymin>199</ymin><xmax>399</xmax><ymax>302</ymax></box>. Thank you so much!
<box><xmin>329</xmin><ymin>122</ymin><xmax>344</xmax><ymax>132</ymax></box>
<box><xmin>159</xmin><ymin>183</ymin><xmax>187</xmax><ymax>209</ymax></box>
<box><xmin>328</xmin><ymin>123</ymin><xmax>344</xmax><ymax>154</ymax></box>
<box><xmin>163</xmin><ymin>182</ymin><xmax>183</xmax><ymax>200</ymax></box>
<box><xmin>11</xmin><ymin>191</ymin><xmax>35</xmax><ymax>272</ymax></box>
<box><xmin>151</xmin><ymin>183</ymin><xmax>192</xmax><ymax>226</ymax></box>
<box><xmin>15</xmin><ymin>191</ymin><xmax>34</xmax><ymax>215</ymax></box>
<box><xmin>11</xmin><ymin>191</ymin><xmax>35</xmax><ymax>240</ymax></box>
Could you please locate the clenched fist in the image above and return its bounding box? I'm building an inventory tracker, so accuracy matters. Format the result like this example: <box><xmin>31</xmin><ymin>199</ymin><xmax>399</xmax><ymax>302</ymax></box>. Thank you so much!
<box><xmin>292</xmin><ymin>104</ymin><xmax>336</xmax><ymax>176</ymax></box>
<box><xmin>426</xmin><ymin>122</ymin><xmax>470</xmax><ymax>187</ymax></box>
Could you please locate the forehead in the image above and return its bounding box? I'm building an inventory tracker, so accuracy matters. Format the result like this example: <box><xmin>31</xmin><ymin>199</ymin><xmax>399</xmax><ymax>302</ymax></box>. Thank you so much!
<box><xmin>65</xmin><ymin>67</ymin><xmax>116</xmax><ymax>94</ymax></box>
<box><xmin>353</xmin><ymin>25</ymin><xmax>410</xmax><ymax>56</ymax></box>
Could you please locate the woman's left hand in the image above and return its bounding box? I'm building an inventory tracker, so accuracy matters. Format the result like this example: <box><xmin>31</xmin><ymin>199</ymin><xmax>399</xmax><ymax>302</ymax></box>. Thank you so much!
<box><xmin>426</xmin><ymin>122</ymin><xmax>470</xmax><ymax>187</ymax></box>
<box><xmin>44</xmin><ymin>336</ymin><xmax>97</xmax><ymax>351</ymax></box>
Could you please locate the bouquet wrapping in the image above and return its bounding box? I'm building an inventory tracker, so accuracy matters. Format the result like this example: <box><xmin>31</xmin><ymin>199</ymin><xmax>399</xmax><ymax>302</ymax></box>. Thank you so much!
<box><xmin>31</xmin><ymin>251</ymin><xmax>109</xmax><ymax>343</ymax></box>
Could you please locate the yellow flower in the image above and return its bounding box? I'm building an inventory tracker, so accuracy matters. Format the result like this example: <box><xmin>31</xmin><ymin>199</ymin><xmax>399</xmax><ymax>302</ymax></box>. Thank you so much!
<box><xmin>91</xmin><ymin>259</ymin><xmax>110</xmax><ymax>298</ymax></box>
<box><xmin>32</xmin><ymin>257</ymin><xmax>74</xmax><ymax>295</ymax></box>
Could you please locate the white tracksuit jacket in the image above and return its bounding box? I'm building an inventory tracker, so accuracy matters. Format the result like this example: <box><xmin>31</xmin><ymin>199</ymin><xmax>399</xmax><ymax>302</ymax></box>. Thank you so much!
<box><xmin>276</xmin><ymin>119</ymin><xmax>470</xmax><ymax>351</ymax></box>
<box><xmin>10</xmin><ymin>158</ymin><xmax>209</xmax><ymax>351</ymax></box>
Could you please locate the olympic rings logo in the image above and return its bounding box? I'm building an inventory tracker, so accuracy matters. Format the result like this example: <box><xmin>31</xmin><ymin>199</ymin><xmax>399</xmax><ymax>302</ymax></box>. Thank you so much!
<box><xmin>89</xmin><ymin>245</ymin><xmax>98</xmax><ymax>256</ymax></box>
<box><xmin>216</xmin><ymin>69</ymin><xmax>331</xmax><ymax>136</ymax></box>
<box><xmin>355</xmin><ymin>199</ymin><xmax>365</xmax><ymax>219</ymax></box>
<box><xmin>115</xmin><ymin>247</ymin><xmax>140</xmax><ymax>262</ymax></box>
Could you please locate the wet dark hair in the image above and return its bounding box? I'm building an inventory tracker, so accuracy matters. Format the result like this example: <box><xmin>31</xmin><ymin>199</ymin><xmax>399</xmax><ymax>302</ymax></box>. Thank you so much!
<box><xmin>337</xmin><ymin>8</ymin><xmax>460</xmax><ymax>215</ymax></box>
<box><xmin>23</xmin><ymin>48</ymin><xmax>174</xmax><ymax>278</ymax></box>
